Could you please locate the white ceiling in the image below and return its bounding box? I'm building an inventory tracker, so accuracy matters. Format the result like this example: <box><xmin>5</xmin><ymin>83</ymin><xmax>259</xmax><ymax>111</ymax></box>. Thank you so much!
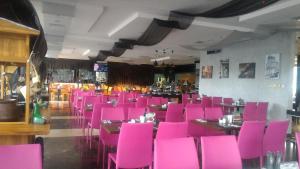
<box><xmin>31</xmin><ymin>0</ymin><xmax>300</xmax><ymax>65</ymax></box>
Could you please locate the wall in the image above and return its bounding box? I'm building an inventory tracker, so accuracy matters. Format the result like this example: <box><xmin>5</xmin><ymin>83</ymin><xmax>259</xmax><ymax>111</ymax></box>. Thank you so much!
<box><xmin>199</xmin><ymin>32</ymin><xmax>296</xmax><ymax>120</ymax></box>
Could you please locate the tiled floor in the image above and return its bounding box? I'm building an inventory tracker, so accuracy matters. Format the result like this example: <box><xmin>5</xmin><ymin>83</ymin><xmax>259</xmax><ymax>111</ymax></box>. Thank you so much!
<box><xmin>42</xmin><ymin>101</ymin><xmax>298</xmax><ymax>169</ymax></box>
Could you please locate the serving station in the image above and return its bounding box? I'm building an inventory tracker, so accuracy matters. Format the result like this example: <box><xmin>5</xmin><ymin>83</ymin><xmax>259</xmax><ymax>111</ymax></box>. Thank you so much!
<box><xmin>0</xmin><ymin>18</ymin><xmax>49</xmax><ymax>145</ymax></box>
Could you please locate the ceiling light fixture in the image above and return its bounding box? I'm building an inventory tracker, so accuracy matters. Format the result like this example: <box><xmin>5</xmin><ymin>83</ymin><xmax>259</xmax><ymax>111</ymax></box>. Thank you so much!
<box><xmin>150</xmin><ymin>56</ymin><xmax>171</xmax><ymax>62</ymax></box>
<box><xmin>82</xmin><ymin>49</ymin><xmax>90</xmax><ymax>56</ymax></box>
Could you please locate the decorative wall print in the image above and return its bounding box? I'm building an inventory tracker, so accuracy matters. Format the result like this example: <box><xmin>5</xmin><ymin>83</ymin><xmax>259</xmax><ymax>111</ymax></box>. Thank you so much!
<box><xmin>202</xmin><ymin>66</ymin><xmax>213</xmax><ymax>79</ymax></box>
<box><xmin>265</xmin><ymin>53</ymin><xmax>280</xmax><ymax>79</ymax></box>
<box><xmin>238</xmin><ymin>63</ymin><xmax>256</xmax><ymax>79</ymax></box>
<box><xmin>220</xmin><ymin>59</ymin><xmax>229</xmax><ymax>78</ymax></box>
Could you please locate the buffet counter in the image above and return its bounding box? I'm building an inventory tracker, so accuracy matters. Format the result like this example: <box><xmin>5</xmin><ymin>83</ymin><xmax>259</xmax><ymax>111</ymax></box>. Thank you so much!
<box><xmin>49</xmin><ymin>82</ymin><xmax>95</xmax><ymax>101</ymax></box>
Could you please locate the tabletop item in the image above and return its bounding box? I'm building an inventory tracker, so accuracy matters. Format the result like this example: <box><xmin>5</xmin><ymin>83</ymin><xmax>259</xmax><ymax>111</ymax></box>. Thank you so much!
<box><xmin>33</xmin><ymin>103</ymin><xmax>45</xmax><ymax>124</ymax></box>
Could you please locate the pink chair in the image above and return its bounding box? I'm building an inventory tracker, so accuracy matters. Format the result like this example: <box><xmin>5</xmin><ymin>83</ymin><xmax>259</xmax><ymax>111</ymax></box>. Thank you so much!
<box><xmin>116</xmin><ymin>103</ymin><xmax>135</xmax><ymax>120</ymax></box>
<box><xmin>203</xmin><ymin>107</ymin><xmax>225</xmax><ymax>136</ymax></box>
<box><xmin>182</xmin><ymin>94</ymin><xmax>190</xmax><ymax>105</ymax></box>
<box><xmin>147</xmin><ymin>97</ymin><xmax>162</xmax><ymax>105</ymax></box>
<box><xmin>0</xmin><ymin>144</ymin><xmax>42</xmax><ymax>169</ymax></box>
<box><xmin>165</xmin><ymin>103</ymin><xmax>184</xmax><ymax>122</ymax></box>
<box><xmin>262</xmin><ymin>120</ymin><xmax>289</xmax><ymax>158</ymax></box>
<box><xmin>201</xmin><ymin>96</ymin><xmax>212</xmax><ymax>108</ymax></box>
<box><xmin>295</xmin><ymin>132</ymin><xmax>300</xmax><ymax>163</ymax></box>
<box><xmin>185</xmin><ymin>107</ymin><xmax>205</xmax><ymax>134</ymax></box>
<box><xmin>128</xmin><ymin>107</ymin><xmax>146</xmax><ymax>119</ymax></box>
<box><xmin>98</xmin><ymin>107</ymin><xmax>125</xmax><ymax>167</ymax></box>
<box><xmin>192</xmin><ymin>93</ymin><xmax>200</xmax><ymax>104</ymax></box>
<box><xmin>204</xmin><ymin>107</ymin><xmax>223</xmax><ymax>121</ymax></box>
<box><xmin>156</xmin><ymin>122</ymin><xmax>188</xmax><ymax>139</ymax></box>
<box><xmin>223</xmin><ymin>98</ymin><xmax>234</xmax><ymax>114</ymax></box>
<box><xmin>81</xmin><ymin>96</ymin><xmax>98</xmax><ymax>129</ymax></box>
<box><xmin>243</xmin><ymin>102</ymin><xmax>257</xmax><ymax>121</ymax></box>
<box><xmin>185</xmin><ymin>107</ymin><xmax>206</xmax><ymax>149</ymax></box>
<box><xmin>101</xmin><ymin>95</ymin><xmax>109</xmax><ymax>103</ymax></box>
<box><xmin>87</xmin><ymin>103</ymin><xmax>113</xmax><ymax>147</ymax></box>
<box><xmin>201</xmin><ymin>136</ymin><xmax>242</xmax><ymax>169</ymax></box>
<box><xmin>135</xmin><ymin>97</ymin><xmax>147</xmax><ymax>108</ymax></box>
<box><xmin>161</xmin><ymin>98</ymin><xmax>168</xmax><ymax>104</ymax></box>
<box><xmin>108</xmin><ymin>123</ymin><xmax>153</xmax><ymax>169</ymax></box>
<box><xmin>154</xmin><ymin>137</ymin><xmax>199</xmax><ymax>169</ymax></box>
<box><xmin>185</xmin><ymin>103</ymin><xmax>204</xmax><ymax>109</ymax></box>
<box><xmin>238</xmin><ymin>121</ymin><xmax>265</xmax><ymax>161</ymax></box>
<box><xmin>256</xmin><ymin>102</ymin><xmax>268</xmax><ymax>121</ymax></box>
<box><xmin>212</xmin><ymin>96</ymin><xmax>222</xmax><ymax>107</ymax></box>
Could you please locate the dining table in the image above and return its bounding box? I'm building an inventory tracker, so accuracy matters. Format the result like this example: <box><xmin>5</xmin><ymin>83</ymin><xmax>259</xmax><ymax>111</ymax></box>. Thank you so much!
<box><xmin>219</xmin><ymin>102</ymin><xmax>245</xmax><ymax>114</ymax></box>
<box><xmin>192</xmin><ymin>119</ymin><xmax>243</xmax><ymax>135</ymax></box>
<box><xmin>148</xmin><ymin>104</ymin><xmax>168</xmax><ymax>111</ymax></box>
<box><xmin>101</xmin><ymin>120</ymin><xmax>158</xmax><ymax>134</ymax></box>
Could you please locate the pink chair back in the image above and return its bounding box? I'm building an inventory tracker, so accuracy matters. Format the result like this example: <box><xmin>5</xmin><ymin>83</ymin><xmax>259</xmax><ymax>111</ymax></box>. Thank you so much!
<box><xmin>201</xmin><ymin>96</ymin><xmax>212</xmax><ymax>108</ymax></box>
<box><xmin>116</xmin><ymin>123</ymin><xmax>153</xmax><ymax>168</ymax></box>
<box><xmin>91</xmin><ymin>103</ymin><xmax>113</xmax><ymax>128</ymax></box>
<box><xmin>185</xmin><ymin>107</ymin><xmax>205</xmax><ymax>121</ymax></box>
<box><xmin>161</xmin><ymin>98</ymin><xmax>168</xmax><ymax>104</ymax></box>
<box><xmin>192</xmin><ymin>93</ymin><xmax>200</xmax><ymax>103</ymax></box>
<box><xmin>103</xmin><ymin>95</ymin><xmax>110</xmax><ymax>103</ymax></box>
<box><xmin>165</xmin><ymin>103</ymin><xmax>184</xmax><ymax>122</ymax></box>
<box><xmin>182</xmin><ymin>94</ymin><xmax>190</xmax><ymax>105</ymax></box>
<box><xmin>263</xmin><ymin>120</ymin><xmax>289</xmax><ymax>155</ymax></box>
<box><xmin>156</xmin><ymin>122</ymin><xmax>188</xmax><ymax>139</ymax></box>
<box><xmin>0</xmin><ymin>144</ymin><xmax>42</xmax><ymax>169</ymax></box>
<box><xmin>205</xmin><ymin>107</ymin><xmax>223</xmax><ymax>121</ymax></box>
<box><xmin>154</xmin><ymin>137</ymin><xmax>199</xmax><ymax>169</ymax></box>
<box><xmin>256</xmin><ymin>102</ymin><xmax>268</xmax><ymax>121</ymax></box>
<box><xmin>212</xmin><ymin>97</ymin><xmax>222</xmax><ymax>107</ymax></box>
<box><xmin>243</xmin><ymin>102</ymin><xmax>257</xmax><ymax>121</ymax></box>
<box><xmin>101</xmin><ymin>107</ymin><xmax>125</xmax><ymax>121</ymax></box>
<box><xmin>201</xmin><ymin>136</ymin><xmax>242</xmax><ymax>169</ymax></box>
<box><xmin>185</xmin><ymin>103</ymin><xmax>204</xmax><ymax>109</ymax></box>
<box><xmin>185</xmin><ymin>107</ymin><xmax>206</xmax><ymax>137</ymax></box>
<box><xmin>147</xmin><ymin>97</ymin><xmax>161</xmax><ymax>105</ymax></box>
<box><xmin>81</xmin><ymin>96</ymin><xmax>98</xmax><ymax>114</ymax></box>
<box><xmin>135</xmin><ymin>97</ymin><xmax>147</xmax><ymax>108</ymax></box>
<box><xmin>223</xmin><ymin>98</ymin><xmax>234</xmax><ymax>114</ymax></box>
<box><xmin>128</xmin><ymin>107</ymin><xmax>146</xmax><ymax>119</ymax></box>
<box><xmin>116</xmin><ymin>103</ymin><xmax>135</xmax><ymax>120</ymax></box>
<box><xmin>238</xmin><ymin>121</ymin><xmax>265</xmax><ymax>159</ymax></box>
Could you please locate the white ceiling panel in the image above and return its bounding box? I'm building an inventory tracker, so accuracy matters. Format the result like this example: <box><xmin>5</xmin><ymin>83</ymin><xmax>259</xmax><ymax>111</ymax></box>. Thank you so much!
<box><xmin>31</xmin><ymin>0</ymin><xmax>300</xmax><ymax>64</ymax></box>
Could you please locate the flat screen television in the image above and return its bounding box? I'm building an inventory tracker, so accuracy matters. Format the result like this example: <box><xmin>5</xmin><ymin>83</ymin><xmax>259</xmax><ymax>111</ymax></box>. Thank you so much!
<box><xmin>94</xmin><ymin>63</ymin><xmax>108</xmax><ymax>72</ymax></box>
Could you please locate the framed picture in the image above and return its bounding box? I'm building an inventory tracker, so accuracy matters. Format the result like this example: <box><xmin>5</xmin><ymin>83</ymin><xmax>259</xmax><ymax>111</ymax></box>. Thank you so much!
<box><xmin>220</xmin><ymin>59</ymin><xmax>229</xmax><ymax>78</ymax></box>
<box><xmin>265</xmin><ymin>53</ymin><xmax>280</xmax><ymax>79</ymax></box>
<box><xmin>202</xmin><ymin>66</ymin><xmax>213</xmax><ymax>79</ymax></box>
<box><xmin>238</xmin><ymin>63</ymin><xmax>256</xmax><ymax>79</ymax></box>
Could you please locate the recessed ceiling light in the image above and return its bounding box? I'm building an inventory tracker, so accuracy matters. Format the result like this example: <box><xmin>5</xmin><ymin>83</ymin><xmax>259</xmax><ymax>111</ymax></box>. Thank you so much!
<box><xmin>82</xmin><ymin>49</ymin><xmax>90</xmax><ymax>56</ymax></box>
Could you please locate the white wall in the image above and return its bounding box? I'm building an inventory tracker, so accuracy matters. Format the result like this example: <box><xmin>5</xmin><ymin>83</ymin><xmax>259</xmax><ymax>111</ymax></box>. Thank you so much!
<box><xmin>199</xmin><ymin>32</ymin><xmax>296</xmax><ymax>120</ymax></box>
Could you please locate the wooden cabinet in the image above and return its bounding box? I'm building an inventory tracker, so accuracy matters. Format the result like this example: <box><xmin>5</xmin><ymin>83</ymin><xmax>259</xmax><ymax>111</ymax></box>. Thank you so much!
<box><xmin>0</xmin><ymin>17</ymin><xmax>50</xmax><ymax>145</ymax></box>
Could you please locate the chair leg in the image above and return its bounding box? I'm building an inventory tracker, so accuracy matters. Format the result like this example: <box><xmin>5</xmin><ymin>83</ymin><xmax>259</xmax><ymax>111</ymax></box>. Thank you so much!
<box><xmin>97</xmin><ymin>141</ymin><xmax>101</xmax><ymax>166</ymax></box>
<box><xmin>108</xmin><ymin>155</ymin><xmax>112</xmax><ymax>169</ymax></box>
<box><xmin>86</xmin><ymin>127</ymin><xmax>89</xmax><ymax>144</ymax></box>
<box><xmin>102</xmin><ymin>145</ymin><xmax>106</xmax><ymax>169</ymax></box>
<box><xmin>260</xmin><ymin>156</ymin><xmax>263</xmax><ymax>168</ymax></box>
<box><xmin>89</xmin><ymin>129</ymin><xmax>93</xmax><ymax>149</ymax></box>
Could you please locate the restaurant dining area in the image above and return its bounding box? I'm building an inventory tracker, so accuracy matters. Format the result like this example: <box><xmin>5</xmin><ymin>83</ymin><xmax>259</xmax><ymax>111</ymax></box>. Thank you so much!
<box><xmin>2</xmin><ymin>0</ymin><xmax>300</xmax><ymax>169</ymax></box>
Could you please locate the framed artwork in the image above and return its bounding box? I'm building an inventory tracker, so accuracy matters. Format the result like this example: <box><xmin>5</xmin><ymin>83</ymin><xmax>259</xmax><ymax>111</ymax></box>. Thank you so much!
<box><xmin>220</xmin><ymin>59</ymin><xmax>229</xmax><ymax>78</ymax></box>
<box><xmin>238</xmin><ymin>63</ymin><xmax>256</xmax><ymax>79</ymax></box>
<box><xmin>265</xmin><ymin>53</ymin><xmax>280</xmax><ymax>79</ymax></box>
<box><xmin>202</xmin><ymin>66</ymin><xmax>213</xmax><ymax>79</ymax></box>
